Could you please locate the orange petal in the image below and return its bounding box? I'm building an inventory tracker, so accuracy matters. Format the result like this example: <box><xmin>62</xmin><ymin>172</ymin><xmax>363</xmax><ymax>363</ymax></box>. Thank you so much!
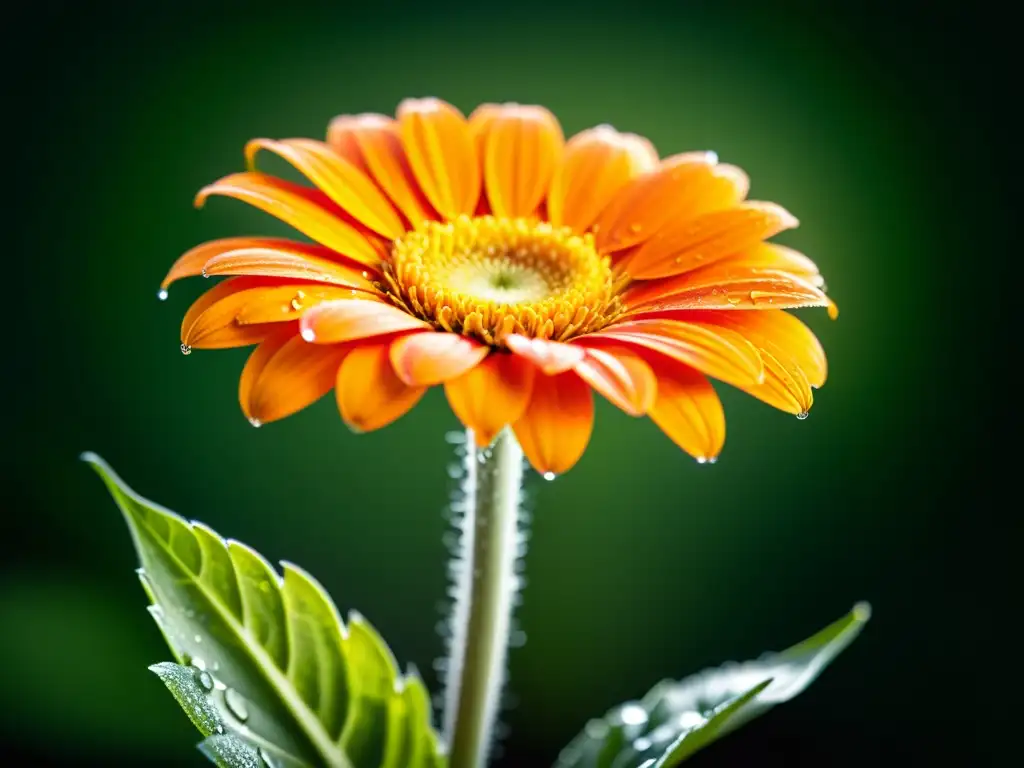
<box><xmin>398</xmin><ymin>98</ymin><xmax>481</xmax><ymax>220</ymax></box>
<box><xmin>572</xmin><ymin>344</ymin><xmax>656</xmax><ymax>416</ymax></box>
<box><xmin>512</xmin><ymin>371</ymin><xmax>594</xmax><ymax>476</ymax></box>
<box><xmin>476</xmin><ymin>104</ymin><xmax>563</xmax><ymax>218</ymax></box>
<box><xmin>468</xmin><ymin>103</ymin><xmax>502</xmax><ymax>160</ymax></box>
<box><xmin>585</xmin><ymin>318</ymin><xmax>763</xmax><ymax>389</ymax></box>
<box><xmin>713</xmin><ymin>242</ymin><xmax>826</xmax><ymax>286</ymax></box>
<box><xmin>444</xmin><ymin>352</ymin><xmax>536</xmax><ymax>447</ymax></box>
<box><xmin>505</xmin><ymin>334</ymin><xmax>584</xmax><ymax>374</ymax></box>
<box><xmin>547</xmin><ymin>125</ymin><xmax>658</xmax><ymax>233</ymax></box>
<box><xmin>234</xmin><ymin>285</ymin><xmax>376</xmax><ymax>326</ymax></box>
<box><xmin>329</xmin><ymin>114</ymin><xmax>437</xmax><ymax>228</ymax></box>
<box><xmin>690</xmin><ymin>310</ymin><xmax>827</xmax><ymax>388</ymax></box>
<box><xmin>300</xmin><ymin>299</ymin><xmax>430</xmax><ymax>344</ymax></box>
<box><xmin>201</xmin><ymin>244</ymin><xmax>377</xmax><ymax>290</ymax></box>
<box><xmin>647</xmin><ymin>360</ymin><xmax>725</xmax><ymax>462</ymax></box>
<box><xmin>594</xmin><ymin>152</ymin><xmax>748</xmax><ymax>253</ymax></box>
<box><xmin>626</xmin><ymin>202</ymin><xmax>799</xmax><ymax>280</ymax></box>
<box><xmin>241</xmin><ymin>331</ymin><xmax>347</xmax><ymax>425</ymax></box>
<box><xmin>188</xmin><ymin>281</ymin><xmax>352</xmax><ymax>346</ymax></box>
<box><xmin>622</xmin><ymin>266</ymin><xmax>831</xmax><ymax>315</ymax></box>
<box><xmin>181</xmin><ymin>277</ymin><xmax>282</xmax><ymax>349</ymax></box>
<box><xmin>162</xmin><ymin>237</ymin><xmax>308</xmax><ymax>292</ymax></box>
<box><xmin>195</xmin><ymin>172</ymin><xmax>384</xmax><ymax>267</ymax></box>
<box><xmin>335</xmin><ymin>341</ymin><xmax>426</xmax><ymax>432</ymax></box>
<box><xmin>745</xmin><ymin>348</ymin><xmax>814</xmax><ymax>415</ymax></box>
<box><xmin>246</xmin><ymin>138</ymin><xmax>405</xmax><ymax>239</ymax></box>
<box><xmin>389</xmin><ymin>332</ymin><xmax>490</xmax><ymax>386</ymax></box>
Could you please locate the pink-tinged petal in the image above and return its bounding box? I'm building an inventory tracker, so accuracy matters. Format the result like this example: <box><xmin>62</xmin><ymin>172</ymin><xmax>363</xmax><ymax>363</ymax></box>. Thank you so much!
<box><xmin>398</xmin><ymin>98</ymin><xmax>481</xmax><ymax>219</ymax></box>
<box><xmin>505</xmin><ymin>334</ymin><xmax>585</xmax><ymax>374</ymax></box>
<box><xmin>389</xmin><ymin>332</ymin><xmax>490</xmax><ymax>386</ymax></box>
<box><xmin>547</xmin><ymin>125</ymin><xmax>658</xmax><ymax>233</ymax></box>
<box><xmin>300</xmin><ymin>299</ymin><xmax>430</xmax><ymax>344</ymax></box>
<box><xmin>512</xmin><ymin>371</ymin><xmax>594</xmax><ymax>476</ymax></box>
<box><xmin>625</xmin><ymin>202</ymin><xmax>799</xmax><ymax>280</ymax></box>
<box><xmin>195</xmin><ymin>172</ymin><xmax>385</xmax><ymax>267</ymax></box>
<box><xmin>245</xmin><ymin>138</ymin><xmax>406</xmax><ymax>239</ymax></box>
<box><xmin>572</xmin><ymin>344</ymin><xmax>657</xmax><ymax>416</ymax></box>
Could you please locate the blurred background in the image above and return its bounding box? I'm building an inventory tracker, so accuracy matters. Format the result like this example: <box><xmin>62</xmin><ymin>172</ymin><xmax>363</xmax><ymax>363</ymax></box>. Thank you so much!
<box><xmin>3</xmin><ymin>0</ymin><xmax>1001</xmax><ymax>764</ymax></box>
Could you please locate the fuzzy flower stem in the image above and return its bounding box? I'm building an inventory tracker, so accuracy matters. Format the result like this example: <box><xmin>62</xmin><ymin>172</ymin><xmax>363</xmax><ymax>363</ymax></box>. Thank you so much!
<box><xmin>443</xmin><ymin>427</ymin><xmax>526</xmax><ymax>768</ymax></box>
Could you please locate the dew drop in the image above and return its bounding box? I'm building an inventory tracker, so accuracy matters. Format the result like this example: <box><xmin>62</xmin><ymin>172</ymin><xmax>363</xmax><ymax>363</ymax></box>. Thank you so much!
<box><xmin>194</xmin><ymin>634</ymin><xmax>203</xmax><ymax>643</ymax></box>
<box><xmin>157</xmin><ymin>288</ymin><xmax>169</xmax><ymax>301</ymax></box>
<box><xmin>619</xmin><ymin>703</ymin><xmax>648</xmax><ymax>726</ymax></box>
<box><xmin>796</xmin><ymin>411</ymin><xmax>809</xmax><ymax>420</ymax></box>
<box><xmin>224</xmin><ymin>688</ymin><xmax>250</xmax><ymax>722</ymax></box>
<box><xmin>696</xmin><ymin>457</ymin><xmax>708</xmax><ymax>465</ymax></box>
<box><xmin>633</xmin><ymin>736</ymin><xmax>652</xmax><ymax>752</ymax></box>
<box><xmin>248</xmin><ymin>417</ymin><xmax>263</xmax><ymax>428</ymax></box>
<box><xmin>181</xmin><ymin>343</ymin><xmax>192</xmax><ymax>356</ymax></box>
<box><xmin>300</xmin><ymin>327</ymin><xmax>316</xmax><ymax>342</ymax></box>
<box><xmin>200</xmin><ymin>267</ymin><xmax>210</xmax><ymax>278</ymax></box>
<box><xmin>197</xmin><ymin>670</ymin><xmax>214</xmax><ymax>691</ymax></box>
<box><xmin>542</xmin><ymin>471</ymin><xmax>556</xmax><ymax>481</ymax></box>
<box><xmin>258</xmin><ymin>748</ymin><xmax>277</xmax><ymax>768</ymax></box>
<box><xmin>192</xmin><ymin>657</ymin><xmax>207</xmax><ymax>671</ymax></box>
<box><xmin>628</xmin><ymin>222</ymin><xmax>643</xmax><ymax>234</ymax></box>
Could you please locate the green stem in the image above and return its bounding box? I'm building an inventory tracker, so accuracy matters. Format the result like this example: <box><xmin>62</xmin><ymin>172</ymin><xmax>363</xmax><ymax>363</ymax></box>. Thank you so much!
<box><xmin>443</xmin><ymin>427</ymin><xmax>526</xmax><ymax>768</ymax></box>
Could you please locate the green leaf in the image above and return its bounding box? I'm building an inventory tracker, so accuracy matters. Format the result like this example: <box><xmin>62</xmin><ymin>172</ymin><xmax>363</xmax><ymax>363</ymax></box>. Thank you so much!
<box><xmin>554</xmin><ymin>603</ymin><xmax>871</xmax><ymax>767</ymax></box>
<box><xmin>83</xmin><ymin>452</ymin><xmax>446</xmax><ymax>768</ymax></box>
<box><xmin>151</xmin><ymin>661</ymin><xmax>265</xmax><ymax>767</ymax></box>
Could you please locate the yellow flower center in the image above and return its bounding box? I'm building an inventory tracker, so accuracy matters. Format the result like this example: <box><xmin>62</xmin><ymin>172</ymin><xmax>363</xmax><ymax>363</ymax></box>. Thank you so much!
<box><xmin>383</xmin><ymin>216</ymin><xmax>624</xmax><ymax>346</ymax></box>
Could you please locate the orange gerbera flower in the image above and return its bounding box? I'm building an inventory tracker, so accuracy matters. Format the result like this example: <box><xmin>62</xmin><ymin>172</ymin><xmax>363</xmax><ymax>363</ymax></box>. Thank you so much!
<box><xmin>162</xmin><ymin>98</ymin><xmax>835</xmax><ymax>476</ymax></box>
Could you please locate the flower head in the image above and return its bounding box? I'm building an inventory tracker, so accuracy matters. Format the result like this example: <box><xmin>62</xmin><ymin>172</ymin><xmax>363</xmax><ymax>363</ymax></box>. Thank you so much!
<box><xmin>163</xmin><ymin>98</ymin><xmax>835</xmax><ymax>475</ymax></box>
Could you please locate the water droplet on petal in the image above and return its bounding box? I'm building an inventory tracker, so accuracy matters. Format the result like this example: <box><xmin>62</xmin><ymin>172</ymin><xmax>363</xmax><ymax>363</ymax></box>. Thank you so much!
<box><xmin>542</xmin><ymin>471</ymin><xmax>556</xmax><ymax>481</ymax></box>
<box><xmin>300</xmin><ymin>327</ymin><xmax>316</xmax><ymax>342</ymax></box>
<box><xmin>157</xmin><ymin>288</ymin><xmax>169</xmax><ymax>301</ymax></box>
<box><xmin>796</xmin><ymin>411</ymin><xmax>809</xmax><ymax>420</ymax></box>
<box><xmin>200</xmin><ymin>267</ymin><xmax>209</xmax><ymax>278</ymax></box>
<box><xmin>248</xmin><ymin>417</ymin><xmax>263</xmax><ymax>428</ymax></box>
<box><xmin>696</xmin><ymin>457</ymin><xmax>708</xmax><ymax>465</ymax></box>
<box><xmin>197</xmin><ymin>670</ymin><xmax>214</xmax><ymax>691</ymax></box>
<box><xmin>181</xmin><ymin>343</ymin><xmax>192</xmax><ymax>356</ymax></box>
<box><xmin>224</xmin><ymin>688</ymin><xmax>249</xmax><ymax>722</ymax></box>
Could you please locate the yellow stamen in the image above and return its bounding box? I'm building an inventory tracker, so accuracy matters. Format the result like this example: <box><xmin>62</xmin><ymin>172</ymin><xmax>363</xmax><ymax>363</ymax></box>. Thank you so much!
<box><xmin>384</xmin><ymin>215</ymin><xmax>624</xmax><ymax>345</ymax></box>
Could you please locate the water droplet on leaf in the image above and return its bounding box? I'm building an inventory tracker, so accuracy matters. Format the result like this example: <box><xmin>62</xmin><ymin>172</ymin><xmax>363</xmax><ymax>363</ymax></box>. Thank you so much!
<box><xmin>197</xmin><ymin>670</ymin><xmax>214</xmax><ymax>691</ymax></box>
<box><xmin>224</xmin><ymin>688</ymin><xmax>249</xmax><ymax>722</ymax></box>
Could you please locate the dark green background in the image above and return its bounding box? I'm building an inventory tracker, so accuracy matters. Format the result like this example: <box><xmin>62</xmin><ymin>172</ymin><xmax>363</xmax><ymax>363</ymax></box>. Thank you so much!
<box><xmin>3</xmin><ymin>0</ymin><xmax>999</xmax><ymax>764</ymax></box>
